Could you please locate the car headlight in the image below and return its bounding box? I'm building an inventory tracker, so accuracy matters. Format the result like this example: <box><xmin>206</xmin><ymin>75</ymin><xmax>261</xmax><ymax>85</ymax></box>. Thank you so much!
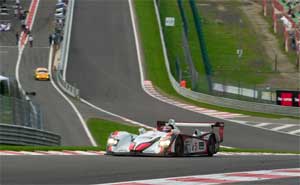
<box><xmin>159</xmin><ymin>139</ymin><xmax>171</xmax><ymax>148</ymax></box>
<box><xmin>107</xmin><ymin>138</ymin><xmax>118</xmax><ymax>146</ymax></box>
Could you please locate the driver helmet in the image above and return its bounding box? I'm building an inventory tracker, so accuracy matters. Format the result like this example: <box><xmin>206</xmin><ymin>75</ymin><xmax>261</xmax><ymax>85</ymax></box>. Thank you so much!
<box><xmin>162</xmin><ymin>125</ymin><xmax>172</xmax><ymax>132</ymax></box>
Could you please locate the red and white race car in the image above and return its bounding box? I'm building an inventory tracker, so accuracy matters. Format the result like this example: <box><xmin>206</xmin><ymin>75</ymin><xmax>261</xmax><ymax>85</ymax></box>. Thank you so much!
<box><xmin>106</xmin><ymin>119</ymin><xmax>224</xmax><ymax>157</ymax></box>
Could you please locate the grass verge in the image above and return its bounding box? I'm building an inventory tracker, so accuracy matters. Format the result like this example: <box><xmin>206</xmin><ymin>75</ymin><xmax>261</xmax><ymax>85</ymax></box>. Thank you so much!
<box><xmin>1</xmin><ymin>118</ymin><xmax>299</xmax><ymax>154</ymax></box>
<box><xmin>134</xmin><ymin>0</ymin><xmax>298</xmax><ymax>119</ymax></box>
<box><xmin>87</xmin><ymin>118</ymin><xmax>139</xmax><ymax>150</ymax></box>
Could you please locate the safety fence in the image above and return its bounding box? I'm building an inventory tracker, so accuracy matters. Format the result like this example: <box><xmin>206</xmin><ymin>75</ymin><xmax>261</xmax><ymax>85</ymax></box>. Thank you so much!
<box><xmin>0</xmin><ymin>123</ymin><xmax>61</xmax><ymax>146</ymax></box>
<box><xmin>53</xmin><ymin>0</ymin><xmax>79</xmax><ymax>98</ymax></box>
<box><xmin>153</xmin><ymin>0</ymin><xmax>300</xmax><ymax>116</ymax></box>
<box><xmin>0</xmin><ymin>95</ymin><xmax>42</xmax><ymax>129</ymax></box>
<box><xmin>155</xmin><ymin>0</ymin><xmax>299</xmax><ymax>104</ymax></box>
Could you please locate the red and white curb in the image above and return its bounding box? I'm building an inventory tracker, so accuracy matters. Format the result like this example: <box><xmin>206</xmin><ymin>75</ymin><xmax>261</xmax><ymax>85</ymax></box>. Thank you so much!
<box><xmin>144</xmin><ymin>81</ymin><xmax>247</xmax><ymax>119</ymax></box>
<box><xmin>0</xmin><ymin>151</ymin><xmax>298</xmax><ymax>156</ymax></box>
<box><xmin>0</xmin><ymin>150</ymin><xmax>106</xmax><ymax>156</ymax></box>
<box><xmin>19</xmin><ymin>0</ymin><xmax>39</xmax><ymax>49</ymax></box>
<box><xmin>96</xmin><ymin>168</ymin><xmax>300</xmax><ymax>185</ymax></box>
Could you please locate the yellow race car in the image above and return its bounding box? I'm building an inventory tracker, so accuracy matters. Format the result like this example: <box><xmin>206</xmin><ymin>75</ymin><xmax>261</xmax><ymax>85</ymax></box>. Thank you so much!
<box><xmin>35</xmin><ymin>67</ymin><xmax>50</xmax><ymax>80</ymax></box>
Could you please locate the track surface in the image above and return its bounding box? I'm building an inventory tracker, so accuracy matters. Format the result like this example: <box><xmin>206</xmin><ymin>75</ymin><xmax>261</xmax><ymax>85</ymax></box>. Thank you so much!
<box><xmin>1</xmin><ymin>155</ymin><xmax>299</xmax><ymax>185</ymax></box>
<box><xmin>1</xmin><ymin>1</ymin><xmax>299</xmax><ymax>185</ymax></box>
<box><xmin>67</xmin><ymin>0</ymin><xmax>299</xmax><ymax>151</ymax></box>
<box><xmin>17</xmin><ymin>0</ymin><xmax>91</xmax><ymax>145</ymax></box>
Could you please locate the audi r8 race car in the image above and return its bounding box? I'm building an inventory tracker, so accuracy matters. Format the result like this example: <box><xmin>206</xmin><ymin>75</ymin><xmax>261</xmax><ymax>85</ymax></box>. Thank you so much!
<box><xmin>34</xmin><ymin>67</ymin><xmax>50</xmax><ymax>80</ymax></box>
<box><xmin>106</xmin><ymin>119</ymin><xmax>224</xmax><ymax>157</ymax></box>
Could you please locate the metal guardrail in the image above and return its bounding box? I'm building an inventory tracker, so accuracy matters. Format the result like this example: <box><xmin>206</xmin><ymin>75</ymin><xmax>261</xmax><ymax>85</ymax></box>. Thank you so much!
<box><xmin>56</xmin><ymin>70</ymin><xmax>79</xmax><ymax>98</ymax></box>
<box><xmin>55</xmin><ymin>0</ymin><xmax>79</xmax><ymax>98</ymax></box>
<box><xmin>0</xmin><ymin>123</ymin><xmax>61</xmax><ymax>146</ymax></box>
<box><xmin>153</xmin><ymin>0</ymin><xmax>300</xmax><ymax>117</ymax></box>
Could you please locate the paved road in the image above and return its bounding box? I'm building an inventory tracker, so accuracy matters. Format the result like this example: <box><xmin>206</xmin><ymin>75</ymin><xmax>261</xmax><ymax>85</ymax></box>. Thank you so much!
<box><xmin>66</xmin><ymin>0</ymin><xmax>299</xmax><ymax>151</ymax></box>
<box><xmin>0</xmin><ymin>0</ymin><xmax>30</xmax><ymax>77</ymax></box>
<box><xmin>17</xmin><ymin>0</ymin><xmax>91</xmax><ymax>145</ymax></box>
<box><xmin>1</xmin><ymin>155</ymin><xmax>299</xmax><ymax>184</ymax></box>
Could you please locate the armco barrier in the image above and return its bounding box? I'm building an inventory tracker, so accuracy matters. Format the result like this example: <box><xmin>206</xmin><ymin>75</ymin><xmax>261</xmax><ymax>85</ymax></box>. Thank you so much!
<box><xmin>153</xmin><ymin>0</ymin><xmax>300</xmax><ymax>117</ymax></box>
<box><xmin>0</xmin><ymin>123</ymin><xmax>61</xmax><ymax>146</ymax></box>
<box><xmin>55</xmin><ymin>0</ymin><xmax>79</xmax><ymax>98</ymax></box>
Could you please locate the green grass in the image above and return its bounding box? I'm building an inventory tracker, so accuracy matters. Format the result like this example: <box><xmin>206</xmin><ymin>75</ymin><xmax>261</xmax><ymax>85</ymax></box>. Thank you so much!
<box><xmin>134</xmin><ymin>0</ymin><xmax>298</xmax><ymax>119</ymax></box>
<box><xmin>87</xmin><ymin>118</ymin><xmax>140</xmax><ymax>150</ymax></box>
<box><xmin>182</xmin><ymin>0</ymin><xmax>208</xmax><ymax>91</ymax></box>
<box><xmin>135</xmin><ymin>0</ymin><xmax>175</xmax><ymax>95</ymax></box>
<box><xmin>261</xmin><ymin>11</ymin><xmax>298</xmax><ymax>66</ymax></box>
<box><xmin>197</xmin><ymin>0</ymin><xmax>272</xmax><ymax>86</ymax></box>
<box><xmin>1</xmin><ymin>118</ymin><xmax>299</xmax><ymax>153</ymax></box>
<box><xmin>157</xmin><ymin>0</ymin><xmax>190</xmax><ymax>85</ymax></box>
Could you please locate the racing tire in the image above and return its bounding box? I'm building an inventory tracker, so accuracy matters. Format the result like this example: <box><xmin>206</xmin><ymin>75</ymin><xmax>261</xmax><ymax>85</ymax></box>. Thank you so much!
<box><xmin>174</xmin><ymin>137</ymin><xmax>184</xmax><ymax>157</ymax></box>
<box><xmin>207</xmin><ymin>136</ymin><xmax>216</xmax><ymax>157</ymax></box>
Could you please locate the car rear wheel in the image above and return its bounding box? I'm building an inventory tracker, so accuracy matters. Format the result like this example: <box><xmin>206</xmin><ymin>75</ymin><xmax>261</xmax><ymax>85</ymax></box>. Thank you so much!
<box><xmin>175</xmin><ymin>137</ymin><xmax>183</xmax><ymax>157</ymax></box>
<box><xmin>207</xmin><ymin>136</ymin><xmax>216</xmax><ymax>157</ymax></box>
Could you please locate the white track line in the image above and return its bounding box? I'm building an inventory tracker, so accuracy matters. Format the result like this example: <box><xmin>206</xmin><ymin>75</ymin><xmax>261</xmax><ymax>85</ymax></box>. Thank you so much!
<box><xmin>15</xmin><ymin>0</ymin><xmax>39</xmax><ymax>93</ymax></box>
<box><xmin>80</xmin><ymin>98</ymin><xmax>154</xmax><ymax>130</ymax></box>
<box><xmin>15</xmin><ymin>0</ymin><xmax>40</xmax><ymax>119</ymax></box>
<box><xmin>255</xmin><ymin>122</ymin><xmax>273</xmax><ymax>127</ymax></box>
<box><xmin>228</xmin><ymin>120</ymin><xmax>300</xmax><ymax>137</ymax></box>
<box><xmin>271</xmin><ymin>124</ymin><xmax>295</xmax><ymax>131</ymax></box>
<box><xmin>288</xmin><ymin>129</ymin><xmax>300</xmax><ymax>134</ymax></box>
<box><xmin>48</xmin><ymin>45</ymin><xmax>97</xmax><ymax>146</ymax></box>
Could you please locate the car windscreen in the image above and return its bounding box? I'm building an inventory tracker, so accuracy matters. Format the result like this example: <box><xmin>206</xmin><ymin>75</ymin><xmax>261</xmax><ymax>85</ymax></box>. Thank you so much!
<box><xmin>37</xmin><ymin>70</ymin><xmax>48</xmax><ymax>73</ymax></box>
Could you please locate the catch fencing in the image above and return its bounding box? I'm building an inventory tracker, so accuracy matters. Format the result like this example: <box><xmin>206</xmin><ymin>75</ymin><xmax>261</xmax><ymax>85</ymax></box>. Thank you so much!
<box><xmin>0</xmin><ymin>95</ymin><xmax>42</xmax><ymax>129</ymax></box>
<box><xmin>153</xmin><ymin>0</ymin><xmax>300</xmax><ymax>116</ymax></box>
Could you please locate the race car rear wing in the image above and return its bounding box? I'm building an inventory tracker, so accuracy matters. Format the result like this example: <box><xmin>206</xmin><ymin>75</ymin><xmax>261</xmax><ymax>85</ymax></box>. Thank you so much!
<box><xmin>157</xmin><ymin>121</ymin><xmax>224</xmax><ymax>142</ymax></box>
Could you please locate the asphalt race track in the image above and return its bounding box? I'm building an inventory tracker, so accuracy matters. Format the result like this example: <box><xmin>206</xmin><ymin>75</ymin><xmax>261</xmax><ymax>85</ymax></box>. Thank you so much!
<box><xmin>67</xmin><ymin>0</ymin><xmax>299</xmax><ymax>152</ymax></box>
<box><xmin>17</xmin><ymin>0</ymin><xmax>91</xmax><ymax>145</ymax></box>
<box><xmin>1</xmin><ymin>155</ymin><xmax>299</xmax><ymax>184</ymax></box>
<box><xmin>1</xmin><ymin>1</ymin><xmax>299</xmax><ymax>185</ymax></box>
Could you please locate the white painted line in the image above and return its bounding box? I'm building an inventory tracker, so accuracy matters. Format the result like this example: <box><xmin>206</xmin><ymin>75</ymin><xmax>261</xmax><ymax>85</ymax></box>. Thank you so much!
<box><xmin>80</xmin><ymin>98</ymin><xmax>154</xmax><ymax>130</ymax></box>
<box><xmin>271</xmin><ymin>124</ymin><xmax>295</xmax><ymax>131</ymax></box>
<box><xmin>48</xmin><ymin>45</ymin><xmax>97</xmax><ymax>146</ymax></box>
<box><xmin>255</xmin><ymin>122</ymin><xmax>273</xmax><ymax>127</ymax></box>
<box><xmin>229</xmin><ymin>120</ymin><xmax>247</xmax><ymax>124</ymax></box>
<box><xmin>230</xmin><ymin>121</ymin><xmax>300</xmax><ymax>137</ymax></box>
<box><xmin>15</xmin><ymin>0</ymin><xmax>40</xmax><ymax>118</ymax></box>
<box><xmin>288</xmin><ymin>129</ymin><xmax>300</xmax><ymax>134</ymax></box>
<box><xmin>128</xmin><ymin>0</ymin><xmax>145</xmax><ymax>83</ymax></box>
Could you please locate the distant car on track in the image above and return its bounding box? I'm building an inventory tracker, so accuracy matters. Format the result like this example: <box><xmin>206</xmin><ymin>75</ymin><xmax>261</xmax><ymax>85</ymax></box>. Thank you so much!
<box><xmin>106</xmin><ymin>119</ymin><xmax>224</xmax><ymax>157</ymax></box>
<box><xmin>35</xmin><ymin>67</ymin><xmax>50</xmax><ymax>80</ymax></box>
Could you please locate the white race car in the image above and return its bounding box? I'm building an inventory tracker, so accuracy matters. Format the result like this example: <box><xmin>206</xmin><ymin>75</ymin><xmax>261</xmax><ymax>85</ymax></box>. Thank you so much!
<box><xmin>106</xmin><ymin>119</ymin><xmax>224</xmax><ymax>157</ymax></box>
